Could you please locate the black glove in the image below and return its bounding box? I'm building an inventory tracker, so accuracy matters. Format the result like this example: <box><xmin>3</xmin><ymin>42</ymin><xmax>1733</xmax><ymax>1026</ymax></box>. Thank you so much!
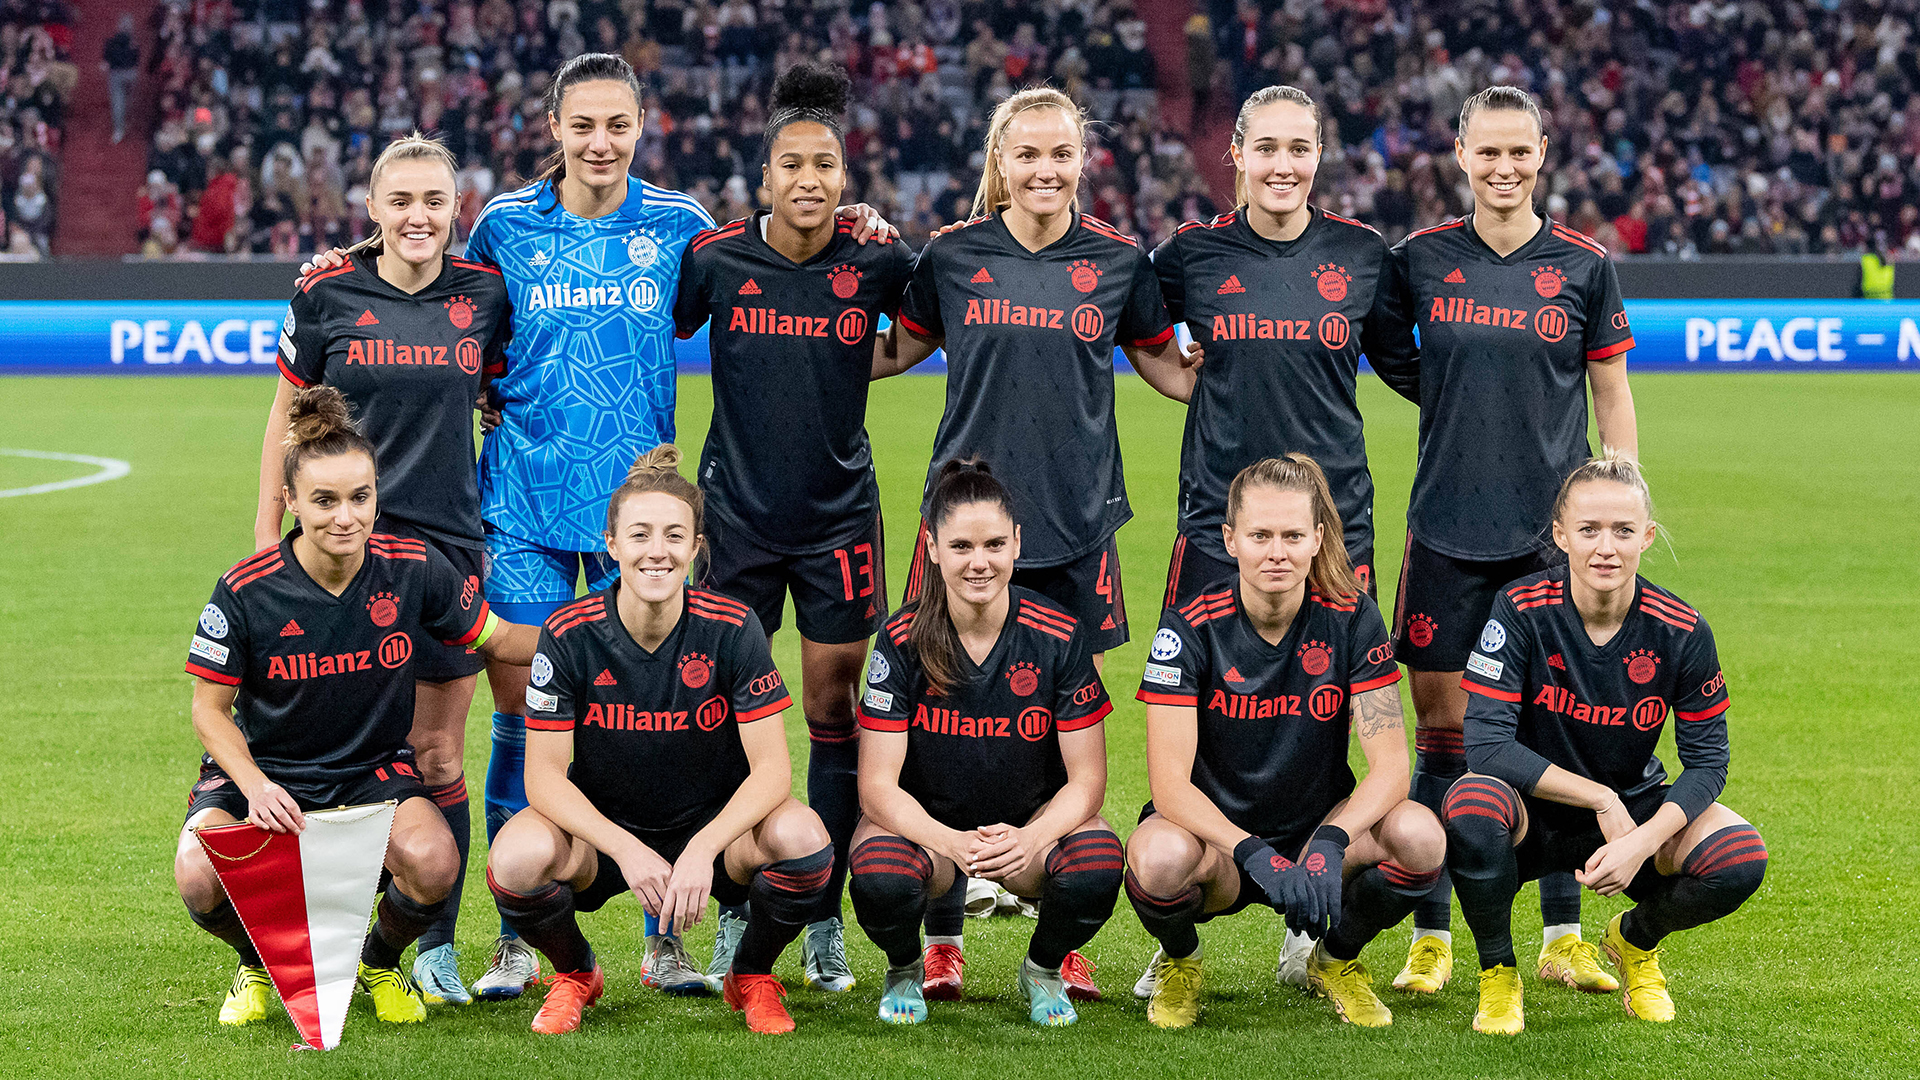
<box><xmin>1235</xmin><ymin>836</ymin><xmax>1321</xmax><ymax>936</ymax></box>
<box><xmin>1299</xmin><ymin>825</ymin><xmax>1350</xmax><ymax>939</ymax></box>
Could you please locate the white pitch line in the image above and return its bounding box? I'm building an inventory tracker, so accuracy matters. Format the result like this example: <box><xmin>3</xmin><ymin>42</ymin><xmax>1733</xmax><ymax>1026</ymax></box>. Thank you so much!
<box><xmin>0</xmin><ymin>448</ymin><xmax>132</xmax><ymax>498</ymax></box>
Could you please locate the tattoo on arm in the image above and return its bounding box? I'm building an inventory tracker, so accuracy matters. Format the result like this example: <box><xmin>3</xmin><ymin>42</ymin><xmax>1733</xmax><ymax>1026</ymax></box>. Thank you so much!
<box><xmin>1353</xmin><ymin>687</ymin><xmax>1405</xmax><ymax>740</ymax></box>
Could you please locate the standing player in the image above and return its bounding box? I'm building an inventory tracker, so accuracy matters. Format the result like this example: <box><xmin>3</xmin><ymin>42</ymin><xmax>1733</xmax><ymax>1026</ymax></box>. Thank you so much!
<box><xmin>179</xmin><ymin>386</ymin><xmax>536</xmax><ymax>1027</ymax></box>
<box><xmin>483</xmin><ymin>448</ymin><xmax>833</xmax><ymax>1035</ymax></box>
<box><xmin>1126</xmin><ymin>456</ymin><xmax>1443</xmax><ymax>1029</ymax></box>
<box><xmin>1152</xmin><ymin>85</ymin><xmax>1418</xmax><ymax>610</ymax></box>
<box><xmin>1385</xmin><ymin>86</ymin><xmax>1639</xmax><ymax>996</ymax></box>
<box><xmin>257</xmin><ymin>133</ymin><xmax>509</xmax><ymax>1005</ymax></box>
<box><xmin>1445</xmin><ymin>453</ymin><xmax>1765</xmax><ymax>1034</ymax></box>
<box><xmin>876</xmin><ymin>86</ymin><xmax>1195</xmax><ymax>665</ymax></box>
<box><xmin>671</xmin><ymin>62</ymin><xmax>914</xmax><ymax>996</ymax></box>
<box><xmin>848</xmin><ymin>461</ymin><xmax>1123</xmax><ymax>1027</ymax></box>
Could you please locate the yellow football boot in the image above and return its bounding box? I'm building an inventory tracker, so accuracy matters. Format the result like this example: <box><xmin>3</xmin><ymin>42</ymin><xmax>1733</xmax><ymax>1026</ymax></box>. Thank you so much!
<box><xmin>1602</xmin><ymin>913</ymin><xmax>1675</xmax><ymax>1022</ymax></box>
<box><xmin>1472</xmin><ymin>965</ymin><xmax>1524</xmax><ymax>1035</ymax></box>
<box><xmin>1145</xmin><ymin>950</ymin><xmax>1203</xmax><ymax>1029</ymax></box>
<box><xmin>1392</xmin><ymin>934</ymin><xmax>1453</xmax><ymax>993</ymax></box>
<box><xmin>218</xmin><ymin>964</ymin><xmax>275</xmax><ymax>1026</ymax></box>
<box><xmin>1539</xmin><ymin>932</ymin><xmax>1619</xmax><ymax>992</ymax></box>
<box><xmin>1307</xmin><ymin>949</ymin><xmax>1392</xmax><ymax>1028</ymax></box>
<box><xmin>357</xmin><ymin>961</ymin><xmax>427</xmax><ymax>1023</ymax></box>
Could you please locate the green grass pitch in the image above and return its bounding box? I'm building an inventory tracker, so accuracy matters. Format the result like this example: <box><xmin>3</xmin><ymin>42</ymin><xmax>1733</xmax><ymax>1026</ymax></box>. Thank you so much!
<box><xmin>2</xmin><ymin>372</ymin><xmax>1916</xmax><ymax>1078</ymax></box>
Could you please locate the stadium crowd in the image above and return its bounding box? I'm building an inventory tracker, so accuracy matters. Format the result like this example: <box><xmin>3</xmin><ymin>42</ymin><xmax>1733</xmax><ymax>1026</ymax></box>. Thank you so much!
<box><xmin>0</xmin><ymin>0</ymin><xmax>73</xmax><ymax>256</ymax></box>
<box><xmin>134</xmin><ymin>0</ymin><xmax>1920</xmax><ymax>258</ymax></box>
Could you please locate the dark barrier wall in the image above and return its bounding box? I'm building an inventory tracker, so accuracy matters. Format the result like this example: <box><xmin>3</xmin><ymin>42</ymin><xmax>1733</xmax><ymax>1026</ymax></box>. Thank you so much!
<box><xmin>1</xmin><ymin>255</ymin><xmax>1917</xmax><ymax>301</ymax></box>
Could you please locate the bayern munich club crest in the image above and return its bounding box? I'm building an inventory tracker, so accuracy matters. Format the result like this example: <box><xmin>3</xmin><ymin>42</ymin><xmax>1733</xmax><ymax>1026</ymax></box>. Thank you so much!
<box><xmin>1532</xmin><ymin>265</ymin><xmax>1567</xmax><ymax>299</ymax></box>
<box><xmin>366</xmin><ymin>592</ymin><xmax>399</xmax><ymax>628</ymax></box>
<box><xmin>1406</xmin><ymin>613</ymin><xmax>1436</xmax><ymax>649</ymax></box>
<box><xmin>1007</xmin><ymin>661</ymin><xmax>1041</xmax><ymax>698</ymax></box>
<box><xmin>679</xmin><ymin>652</ymin><xmax>712</xmax><ymax>689</ymax></box>
<box><xmin>445</xmin><ymin>295</ymin><xmax>475</xmax><ymax>329</ymax></box>
<box><xmin>1625</xmin><ymin>648</ymin><xmax>1661</xmax><ymax>685</ymax></box>
<box><xmin>1069</xmin><ymin>259</ymin><xmax>1101</xmax><ymax>293</ymax></box>
<box><xmin>1312</xmin><ymin>263</ymin><xmax>1351</xmax><ymax>302</ymax></box>
<box><xmin>626</xmin><ymin>231</ymin><xmax>660</xmax><ymax>269</ymax></box>
<box><xmin>1297</xmin><ymin>640</ymin><xmax>1332</xmax><ymax>677</ymax></box>
<box><xmin>829</xmin><ymin>264</ymin><xmax>863</xmax><ymax>299</ymax></box>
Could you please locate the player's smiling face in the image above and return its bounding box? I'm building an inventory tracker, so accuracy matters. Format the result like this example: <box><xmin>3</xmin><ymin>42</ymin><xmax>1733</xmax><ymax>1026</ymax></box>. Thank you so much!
<box><xmin>764</xmin><ymin>121</ymin><xmax>844</xmax><ymax>232</ymax></box>
<box><xmin>607</xmin><ymin>491</ymin><xmax>700</xmax><ymax>606</ymax></box>
<box><xmin>1223</xmin><ymin>486</ymin><xmax>1322</xmax><ymax>598</ymax></box>
<box><xmin>367</xmin><ymin>157</ymin><xmax>456</xmax><ymax>269</ymax></box>
<box><xmin>551</xmin><ymin>79</ymin><xmax>642</xmax><ymax>196</ymax></box>
<box><xmin>284</xmin><ymin>451</ymin><xmax>378</xmax><ymax>559</ymax></box>
<box><xmin>999</xmin><ymin>107</ymin><xmax>1082</xmax><ymax>219</ymax></box>
<box><xmin>1553</xmin><ymin>480</ymin><xmax>1656</xmax><ymax>597</ymax></box>
<box><xmin>1456</xmin><ymin>108</ymin><xmax>1545</xmax><ymax>215</ymax></box>
<box><xmin>1234</xmin><ymin>99</ymin><xmax>1321</xmax><ymax>218</ymax></box>
<box><xmin>930</xmin><ymin>502</ymin><xmax>1020</xmax><ymax>608</ymax></box>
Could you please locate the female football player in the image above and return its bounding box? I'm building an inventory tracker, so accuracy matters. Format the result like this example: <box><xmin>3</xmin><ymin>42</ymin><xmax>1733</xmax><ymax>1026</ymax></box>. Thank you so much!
<box><xmin>1152</xmin><ymin>86</ymin><xmax>1418</xmax><ymax>613</ymax></box>
<box><xmin>875</xmin><ymin>86</ymin><xmax>1196</xmax><ymax>666</ymax></box>
<box><xmin>180</xmin><ymin>386</ymin><xmax>536</xmax><ymax>1027</ymax></box>
<box><xmin>483</xmin><ymin>447</ymin><xmax>833</xmax><ymax>1035</ymax></box>
<box><xmin>257</xmin><ymin>132</ymin><xmax>509</xmax><ymax>1004</ymax></box>
<box><xmin>671</xmin><ymin>61</ymin><xmax>914</xmax><ymax>996</ymax></box>
<box><xmin>1127</xmin><ymin>455</ymin><xmax>1443</xmax><ymax>1029</ymax></box>
<box><xmin>848</xmin><ymin>460</ymin><xmax>1123</xmax><ymax>1027</ymax></box>
<box><xmin>1446</xmin><ymin>452</ymin><xmax>1764</xmax><ymax>1034</ymax></box>
<box><xmin>1385</xmin><ymin>86</ymin><xmax>1639</xmax><ymax>994</ymax></box>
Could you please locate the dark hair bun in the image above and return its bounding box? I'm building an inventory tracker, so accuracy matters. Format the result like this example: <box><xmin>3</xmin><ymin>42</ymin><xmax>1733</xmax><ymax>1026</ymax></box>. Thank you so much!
<box><xmin>935</xmin><ymin>457</ymin><xmax>993</xmax><ymax>482</ymax></box>
<box><xmin>771</xmin><ymin>62</ymin><xmax>851</xmax><ymax>118</ymax></box>
<box><xmin>285</xmin><ymin>385</ymin><xmax>359</xmax><ymax>448</ymax></box>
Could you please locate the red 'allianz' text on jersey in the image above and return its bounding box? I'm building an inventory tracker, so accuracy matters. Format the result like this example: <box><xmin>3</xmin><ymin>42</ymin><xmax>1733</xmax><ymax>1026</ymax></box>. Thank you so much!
<box><xmin>1461</xmin><ymin>567</ymin><xmax>1731</xmax><ymax>822</ymax></box>
<box><xmin>1137</xmin><ymin>579</ymin><xmax>1401</xmax><ymax>840</ymax></box>
<box><xmin>184</xmin><ymin>532</ymin><xmax>490</xmax><ymax>803</ymax></box>
<box><xmin>896</xmin><ymin>212</ymin><xmax>1175</xmax><ymax>566</ymax></box>
<box><xmin>672</xmin><ymin>213</ymin><xmax>914</xmax><ymax>553</ymax></box>
<box><xmin>1151</xmin><ymin>207</ymin><xmax>1419</xmax><ymax>565</ymax></box>
<box><xmin>279</xmin><ymin>252</ymin><xmax>510</xmax><ymax>549</ymax></box>
<box><xmin>523</xmin><ymin>587</ymin><xmax>792</xmax><ymax>832</ymax></box>
<box><xmin>857</xmin><ymin>587</ymin><xmax>1112</xmax><ymax>831</ymax></box>
<box><xmin>1386</xmin><ymin>216</ymin><xmax>1635</xmax><ymax>561</ymax></box>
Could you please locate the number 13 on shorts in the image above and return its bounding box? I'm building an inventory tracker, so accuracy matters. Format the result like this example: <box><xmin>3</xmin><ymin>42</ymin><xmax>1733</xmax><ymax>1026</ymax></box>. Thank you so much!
<box><xmin>834</xmin><ymin>543</ymin><xmax>876</xmax><ymax>602</ymax></box>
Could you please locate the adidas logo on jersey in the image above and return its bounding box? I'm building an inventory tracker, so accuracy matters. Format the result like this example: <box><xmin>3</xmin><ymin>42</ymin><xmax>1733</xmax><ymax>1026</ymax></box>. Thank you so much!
<box><xmin>1548</xmin><ymin>653</ymin><xmax>1566</xmax><ymax>670</ymax></box>
<box><xmin>528</xmin><ymin>249</ymin><xmax>551</xmax><ymax>267</ymax></box>
<box><xmin>593</xmin><ymin>668</ymin><xmax>618</xmax><ymax>686</ymax></box>
<box><xmin>971</xmin><ymin>267</ymin><xmax>995</xmax><ymax>284</ymax></box>
<box><xmin>356</xmin><ymin>309</ymin><xmax>380</xmax><ymax>326</ymax></box>
<box><xmin>1100</xmin><ymin>614</ymin><xmax>1117</xmax><ymax>630</ymax></box>
<box><xmin>739</xmin><ymin>278</ymin><xmax>762</xmax><ymax>295</ymax></box>
<box><xmin>280</xmin><ymin>619</ymin><xmax>303</xmax><ymax>637</ymax></box>
<box><xmin>1217</xmin><ymin>275</ymin><xmax>1246</xmax><ymax>295</ymax></box>
<box><xmin>1223</xmin><ymin>666</ymin><xmax>1246</xmax><ymax>683</ymax></box>
<box><xmin>1443</xmin><ymin>268</ymin><xmax>1466</xmax><ymax>284</ymax></box>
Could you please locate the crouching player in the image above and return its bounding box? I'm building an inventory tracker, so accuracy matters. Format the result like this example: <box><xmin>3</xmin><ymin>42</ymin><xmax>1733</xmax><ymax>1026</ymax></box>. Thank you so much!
<box><xmin>1126</xmin><ymin>456</ymin><xmax>1443</xmax><ymax>1028</ymax></box>
<box><xmin>483</xmin><ymin>447</ymin><xmax>832</xmax><ymax>1035</ymax></box>
<box><xmin>176</xmin><ymin>386</ymin><xmax>538</xmax><ymax>1026</ymax></box>
<box><xmin>849</xmin><ymin>461</ymin><xmax>1122</xmax><ymax>1027</ymax></box>
<box><xmin>1446</xmin><ymin>452</ymin><xmax>1766</xmax><ymax>1034</ymax></box>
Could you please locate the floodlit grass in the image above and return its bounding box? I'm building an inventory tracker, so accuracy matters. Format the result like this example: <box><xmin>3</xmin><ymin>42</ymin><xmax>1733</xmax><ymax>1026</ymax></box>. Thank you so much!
<box><xmin>1</xmin><ymin>372</ymin><xmax>1916</xmax><ymax>1078</ymax></box>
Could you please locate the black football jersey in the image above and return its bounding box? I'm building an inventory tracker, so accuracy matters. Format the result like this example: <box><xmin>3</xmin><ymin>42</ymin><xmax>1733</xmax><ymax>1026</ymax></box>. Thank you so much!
<box><xmin>185</xmin><ymin>532</ymin><xmax>491</xmax><ymax>803</ymax></box>
<box><xmin>1151</xmin><ymin>206</ymin><xmax>1419</xmax><ymax>564</ymax></box>
<box><xmin>856</xmin><ymin>587</ymin><xmax>1112</xmax><ymax>831</ymax></box>
<box><xmin>522</xmin><ymin>587</ymin><xmax>792</xmax><ymax>833</ymax></box>
<box><xmin>1386</xmin><ymin>216</ymin><xmax>1635</xmax><ymax>561</ymax></box>
<box><xmin>278</xmin><ymin>252</ymin><xmax>511</xmax><ymax>549</ymax></box>
<box><xmin>1136</xmin><ymin>578</ymin><xmax>1402</xmax><ymax>840</ymax></box>
<box><xmin>897</xmin><ymin>211</ymin><xmax>1175</xmax><ymax>566</ymax></box>
<box><xmin>672</xmin><ymin>213</ymin><xmax>915</xmax><ymax>553</ymax></box>
<box><xmin>1461</xmin><ymin>568</ymin><xmax>1731</xmax><ymax>822</ymax></box>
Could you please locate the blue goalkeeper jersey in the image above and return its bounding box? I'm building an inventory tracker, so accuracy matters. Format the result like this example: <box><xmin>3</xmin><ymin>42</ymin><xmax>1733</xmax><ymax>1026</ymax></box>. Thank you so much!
<box><xmin>466</xmin><ymin>176</ymin><xmax>714</xmax><ymax>551</ymax></box>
